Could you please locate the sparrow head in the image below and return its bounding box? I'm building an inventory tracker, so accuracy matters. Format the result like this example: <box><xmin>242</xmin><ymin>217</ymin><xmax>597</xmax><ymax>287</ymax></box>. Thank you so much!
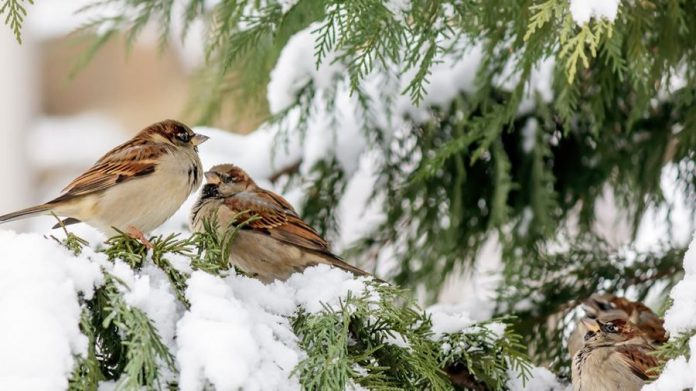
<box><xmin>582</xmin><ymin>294</ymin><xmax>628</xmax><ymax>319</ymax></box>
<box><xmin>581</xmin><ymin>294</ymin><xmax>667</xmax><ymax>343</ymax></box>
<box><xmin>581</xmin><ymin>315</ymin><xmax>642</xmax><ymax>346</ymax></box>
<box><xmin>142</xmin><ymin>119</ymin><xmax>209</xmax><ymax>150</ymax></box>
<box><xmin>203</xmin><ymin>164</ymin><xmax>256</xmax><ymax>196</ymax></box>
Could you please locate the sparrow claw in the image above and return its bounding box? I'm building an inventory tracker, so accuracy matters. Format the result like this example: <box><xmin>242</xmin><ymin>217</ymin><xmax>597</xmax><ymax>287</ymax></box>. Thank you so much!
<box><xmin>126</xmin><ymin>226</ymin><xmax>154</xmax><ymax>249</ymax></box>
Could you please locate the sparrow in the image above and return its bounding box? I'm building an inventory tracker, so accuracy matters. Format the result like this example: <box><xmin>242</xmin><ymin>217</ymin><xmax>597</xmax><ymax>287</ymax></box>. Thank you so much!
<box><xmin>0</xmin><ymin>119</ymin><xmax>208</xmax><ymax>242</ymax></box>
<box><xmin>568</xmin><ymin>293</ymin><xmax>667</xmax><ymax>358</ymax></box>
<box><xmin>189</xmin><ymin>164</ymin><xmax>372</xmax><ymax>282</ymax></box>
<box><xmin>572</xmin><ymin>315</ymin><xmax>660</xmax><ymax>391</ymax></box>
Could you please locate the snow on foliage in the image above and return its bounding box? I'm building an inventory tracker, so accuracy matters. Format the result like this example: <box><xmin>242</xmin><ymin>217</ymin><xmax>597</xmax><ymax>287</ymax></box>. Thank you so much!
<box><xmin>0</xmin><ymin>232</ymin><xmax>103</xmax><ymax>390</ymax></box>
<box><xmin>645</xmin><ymin>234</ymin><xmax>696</xmax><ymax>391</ymax></box>
<box><xmin>568</xmin><ymin>0</ymin><xmax>621</xmax><ymax>26</ymax></box>
<box><xmin>506</xmin><ymin>366</ymin><xmax>566</xmax><ymax>391</ymax></box>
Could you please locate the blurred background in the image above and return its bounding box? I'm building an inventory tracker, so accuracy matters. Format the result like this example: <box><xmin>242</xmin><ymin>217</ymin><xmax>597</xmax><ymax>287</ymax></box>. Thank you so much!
<box><xmin>0</xmin><ymin>0</ymin><xmax>263</xmax><ymax>233</ymax></box>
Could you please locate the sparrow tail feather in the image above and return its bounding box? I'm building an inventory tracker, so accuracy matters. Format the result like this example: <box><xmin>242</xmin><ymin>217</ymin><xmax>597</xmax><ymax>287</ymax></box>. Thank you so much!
<box><xmin>0</xmin><ymin>204</ymin><xmax>52</xmax><ymax>224</ymax></box>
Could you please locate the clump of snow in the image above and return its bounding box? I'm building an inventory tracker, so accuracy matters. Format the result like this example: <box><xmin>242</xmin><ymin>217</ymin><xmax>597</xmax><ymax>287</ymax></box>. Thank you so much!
<box><xmin>110</xmin><ymin>261</ymin><xmax>182</xmax><ymax>352</ymax></box>
<box><xmin>427</xmin><ymin>304</ymin><xmax>475</xmax><ymax>338</ymax></box>
<box><xmin>568</xmin><ymin>0</ymin><xmax>621</xmax><ymax>26</ymax></box>
<box><xmin>278</xmin><ymin>0</ymin><xmax>299</xmax><ymax>13</ymax></box>
<box><xmin>267</xmin><ymin>24</ymin><xmax>344</xmax><ymax>114</ymax></box>
<box><xmin>0</xmin><ymin>232</ymin><xmax>103</xmax><ymax>391</ymax></box>
<box><xmin>644</xmin><ymin>344</ymin><xmax>696</xmax><ymax>391</ymax></box>
<box><xmin>507</xmin><ymin>366</ymin><xmax>566</xmax><ymax>391</ymax></box>
<box><xmin>177</xmin><ymin>272</ymin><xmax>292</xmax><ymax>391</ymax></box>
<box><xmin>521</xmin><ymin>118</ymin><xmax>538</xmax><ymax>153</ymax></box>
<box><xmin>177</xmin><ymin>266</ymin><xmax>373</xmax><ymax>390</ymax></box>
<box><xmin>662</xmin><ymin>233</ymin><xmax>696</xmax><ymax>334</ymax></box>
<box><xmin>385</xmin><ymin>0</ymin><xmax>411</xmax><ymax>21</ymax></box>
<box><xmin>284</xmin><ymin>264</ymin><xmax>374</xmax><ymax>313</ymax></box>
<box><xmin>646</xmin><ymin>234</ymin><xmax>696</xmax><ymax>390</ymax></box>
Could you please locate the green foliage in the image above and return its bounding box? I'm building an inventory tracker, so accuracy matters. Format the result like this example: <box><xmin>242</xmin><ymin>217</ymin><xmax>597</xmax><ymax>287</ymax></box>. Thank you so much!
<box><xmin>48</xmin><ymin>223</ymin><xmax>533</xmax><ymax>390</ymax></box>
<box><xmin>299</xmin><ymin>157</ymin><xmax>347</xmax><ymax>240</ymax></box>
<box><xmin>654</xmin><ymin>327</ymin><xmax>693</xmax><ymax>373</ymax></box>
<box><xmin>69</xmin><ymin>308</ymin><xmax>105</xmax><ymax>391</ymax></box>
<box><xmin>0</xmin><ymin>0</ymin><xmax>32</xmax><ymax>43</ymax></box>
<box><xmin>292</xmin><ymin>282</ymin><xmax>531</xmax><ymax>390</ymax></box>
<box><xmin>100</xmin><ymin>272</ymin><xmax>176</xmax><ymax>390</ymax></box>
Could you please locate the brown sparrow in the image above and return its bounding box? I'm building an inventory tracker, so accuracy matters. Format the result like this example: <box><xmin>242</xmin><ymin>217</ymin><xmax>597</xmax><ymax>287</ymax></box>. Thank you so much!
<box><xmin>190</xmin><ymin>164</ymin><xmax>371</xmax><ymax>282</ymax></box>
<box><xmin>568</xmin><ymin>293</ymin><xmax>667</xmax><ymax>358</ymax></box>
<box><xmin>572</xmin><ymin>315</ymin><xmax>659</xmax><ymax>391</ymax></box>
<box><xmin>0</xmin><ymin>119</ymin><xmax>208</xmax><ymax>241</ymax></box>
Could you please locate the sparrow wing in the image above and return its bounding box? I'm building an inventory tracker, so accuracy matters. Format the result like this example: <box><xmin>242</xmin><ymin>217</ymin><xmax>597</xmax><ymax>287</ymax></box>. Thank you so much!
<box><xmin>52</xmin><ymin>141</ymin><xmax>167</xmax><ymax>201</ymax></box>
<box><xmin>223</xmin><ymin>189</ymin><xmax>330</xmax><ymax>252</ymax></box>
<box><xmin>616</xmin><ymin>345</ymin><xmax>659</xmax><ymax>380</ymax></box>
<box><xmin>222</xmin><ymin>189</ymin><xmax>371</xmax><ymax>277</ymax></box>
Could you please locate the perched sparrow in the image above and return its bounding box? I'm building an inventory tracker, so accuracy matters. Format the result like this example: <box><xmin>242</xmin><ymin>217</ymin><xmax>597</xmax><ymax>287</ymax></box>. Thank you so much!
<box><xmin>190</xmin><ymin>164</ymin><xmax>371</xmax><ymax>282</ymax></box>
<box><xmin>572</xmin><ymin>315</ymin><xmax>659</xmax><ymax>391</ymax></box>
<box><xmin>568</xmin><ymin>293</ymin><xmax>667</xmax><ymax>358</ymax></box>
<box><xmin>0</xmin><ymin>119</ymin><xmax>208</xmax><ymax>241</ymax></box>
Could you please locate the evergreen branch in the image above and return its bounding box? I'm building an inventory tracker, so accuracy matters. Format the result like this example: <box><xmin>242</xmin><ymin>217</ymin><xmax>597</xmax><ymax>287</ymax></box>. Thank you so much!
<box><xmin>69</xmin><ymin>308</ymin><xmax>106</xmax><ymax>391</ymax></box>
<box><xmin>0</xmin><ymin>0</ymin><xmax>32</xmax><ymax>43</ymax></box>
<box><xmin>292</xmin><ymin>281</ymin><xmax>532</xmax><ymax>390</ymax></box>
<box><xmin>101</xmin><ymin>272</ymin><xmax>175</xmax><ymax>390</ymax></box>
<box><xmin>523</xmin><ymin>0</ymin><xmax>559</xmax><ymax>42</ymax></box>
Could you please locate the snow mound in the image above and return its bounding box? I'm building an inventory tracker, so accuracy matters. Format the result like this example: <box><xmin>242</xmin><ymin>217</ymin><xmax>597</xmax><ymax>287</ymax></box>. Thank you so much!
<box><xmin>177</xmin><ymin>265</ymin><xmax>371</xmax><ymax>391</ymax></box>
<box><xmin>507</xmin><ymin>366</ymin><xmax>566</xmax><ymax>391</ymax></box>
<box><xmin>646</xmin><ymin>234</ymin><xmax>696</xmax><ymax>390</ymax></box>
<box><xmin>569</xmin><ymin>0</ymin><xmax>620</xmax><ymax>26</ymax></box>
<box><xmin>0</xmin><ymin>231</ymin><xmax>103</xmax><ymax>391</ymax></box>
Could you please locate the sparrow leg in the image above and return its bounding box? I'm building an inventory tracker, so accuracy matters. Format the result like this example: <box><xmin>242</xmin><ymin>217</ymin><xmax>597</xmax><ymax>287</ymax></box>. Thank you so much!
<box><xmin>126</xmin><ymin>225</ymin><xmax>154</xmax><ymax>249</ymax></box>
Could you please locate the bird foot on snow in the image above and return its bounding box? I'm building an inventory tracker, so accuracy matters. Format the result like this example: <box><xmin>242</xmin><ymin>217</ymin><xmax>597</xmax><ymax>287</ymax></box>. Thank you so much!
<box><xmin>126</xmin><ymin>226</ymin><xmax>154</xmax><ymax>249</ymax></box>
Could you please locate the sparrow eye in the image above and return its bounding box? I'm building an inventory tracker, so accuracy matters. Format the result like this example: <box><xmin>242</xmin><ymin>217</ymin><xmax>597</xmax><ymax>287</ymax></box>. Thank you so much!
<box><xmin>602</xmin><ymin>323</ymin><xmax>618</xmax><ymax>333</ymax></box>
<box><xmin>176</xmin><ymin>132</ymin><xmax>192</xmax><ymax>143</ymax></box>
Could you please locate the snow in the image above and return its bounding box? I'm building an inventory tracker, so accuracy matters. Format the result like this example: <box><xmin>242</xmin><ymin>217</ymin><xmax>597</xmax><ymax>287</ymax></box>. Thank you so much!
<box><xmin>278</xmin><ymin>0</ymin><xmax>299</xmax><ymax>14</ymax></box>
<box><xmin>645</xmin><ymin>234</ymin><xmax>696</xmax><ymax>390</ymax></box>
<box><xmin>521</xmin><ymin>118</ymin><xmax>538</xmax><ymax>153</ymax></box>
<box><xmin>662</xmin><ymin>233</ymin><xmax>696</xmax><ymax>334</ymax></box>
<box><xmin>427</xmin><ymin>304</ymin><xmax>475</xmax><ymax>338</ymax></box>
<box><xmin>643</xmin><ymin>345</ymin><xmax>696</xmax><ymax>391</ymax></box>
<box><xmin>267</xmin><ymin>24</ymin><xmax>344</xmax><ymax>114</ymax></box>
<box><xmin>110</xmin><ymin>261</ymin><xmax>182</xmax><ymax>351</ymax></box>
<box><xmin>177</xmin><ymin>266</ymin><xmax>372</xmax><ymax>391</ymax></box>
<box><xmin>569</xmin><ymin>0</ymin><xmax>621</xmax><ymax>26</ymax></box>
<box><xmin>507</xmin><ymin>366</ymin><xmax>567</xmax><ymax>391</ymax></box>
<box><xmin>0</xmin><ymin>225</ymin><xmax>381</xmax><ymax>391</ymax></box>
<box><xmin>385</xmin><ymin>0</ymin><xmax>411</xmax><ymax>21</ymax></box>
<box><xmin>0</xmin><ymin>232</ymin><xmax>103</xmax><ymax>391</ymax></box>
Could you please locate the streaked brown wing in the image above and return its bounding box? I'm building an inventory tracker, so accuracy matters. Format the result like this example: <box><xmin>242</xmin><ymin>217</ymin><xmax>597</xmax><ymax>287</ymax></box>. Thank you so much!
<box><xmin>616</xmin><ymin>345</ymin><xmax>659</xmax><ymax>380</ymax></box>
<box><xmin>222</xmin><ymin>190</ymin><xmax>331</xmax><ymax>253</ymax></box>
<box><xmin>55</xmin><ymin>142</ymin><xmax>166</xmax><ymax>199</ymax></box>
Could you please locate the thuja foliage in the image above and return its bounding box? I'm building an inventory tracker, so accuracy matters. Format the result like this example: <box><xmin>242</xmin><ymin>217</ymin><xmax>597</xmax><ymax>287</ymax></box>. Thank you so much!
<box><xmin>27</xmin><ymin>0</ymin><xmax>696</xmax><ymax>381</ymax></box>
<box><xmin>0</xmin><ymin>0</ymin><xmax>32</xmax><ymax>43</ymax></box>
<box><xmin>52</xmin><ymin>221</ymin><xmax>532</xmax><ymax>390</ymax></box>
<box><xmin>293</xmin><ymin>286</ymin><xmax>531</xmax><ymax>390</ymax></box>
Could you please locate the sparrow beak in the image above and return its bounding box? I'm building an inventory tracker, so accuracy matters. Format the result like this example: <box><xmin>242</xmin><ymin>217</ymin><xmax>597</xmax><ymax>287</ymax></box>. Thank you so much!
<box><xmin>581</xmin><ymin>317</ymin><xmax>601</xmax><ymax>333</ymax></box>
<box><xmin>204</xmin><ymin>171</ymin><xmax>222</xmax><ymax>185</ymax></box>
<box><xmin>191</xmin><ymin>134</ymin><xmax>210</xmax><ymax>146</ymax></box>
